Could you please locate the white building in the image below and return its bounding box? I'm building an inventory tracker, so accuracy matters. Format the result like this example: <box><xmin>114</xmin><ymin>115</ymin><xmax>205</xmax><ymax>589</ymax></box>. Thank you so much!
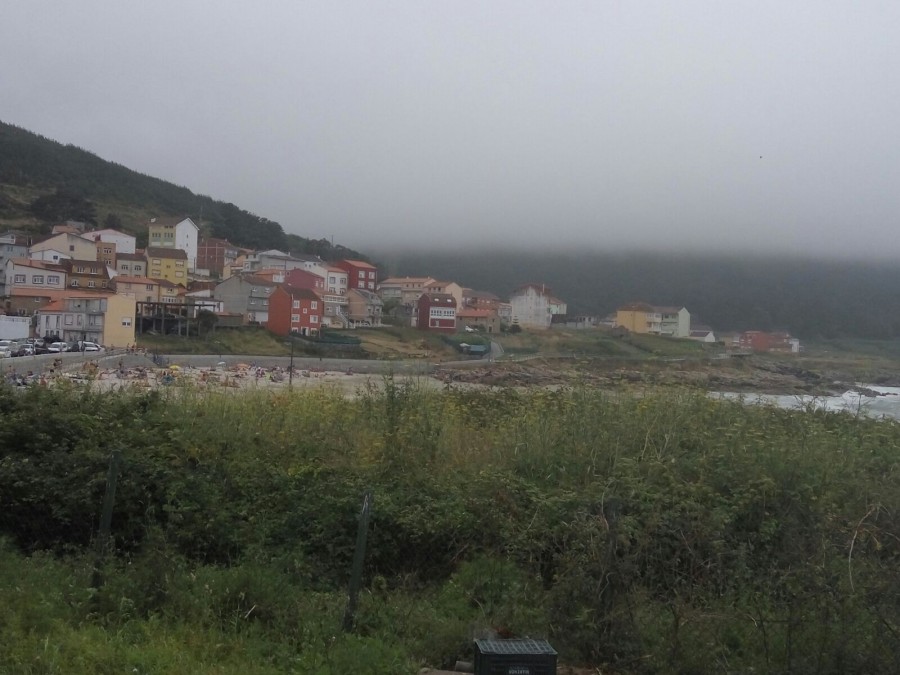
<box><xmin>89</xmin><ymin>228</ymin><xmax>137</xmax><ymax>254</ymax></box>
<box><xmin>508</xmin><ymin>283</ymin><xmax>566</xmax><ymax>329</ymax></box>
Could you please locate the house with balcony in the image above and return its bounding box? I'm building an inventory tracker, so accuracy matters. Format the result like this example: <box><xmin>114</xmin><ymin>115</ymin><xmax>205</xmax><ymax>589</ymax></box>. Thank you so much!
<box><xmin>35</xmin><ymin>293</ymin><xmax>136</xmax><ymax>347</ymax></box>
<box><xmin>147</xmin><ymin>216</ymin><xmax>198</xmax><ymax>269</ymax></box>
<box><xmin>378</xmin><ymin>276</ymin><xmax>435</xmax><ymax>306</ymax></box>
<box><xmin>214</xmin><ymin>274</ymin><xmax>277</xmax><ymax>324</ymax></box>
<box><xmin>346</xmin><ymin>288</ymin><xmax>383</xmax><ymax>327</ymax></box>
<box><xmin>267</xmin><ymin>285</ymin><xmax>322</xmax><ymax>337</ymax></box>
<box><xmin>416</xmin><ymin>293</ymin><xmax>457</xmax><ymax>333</ymax></box>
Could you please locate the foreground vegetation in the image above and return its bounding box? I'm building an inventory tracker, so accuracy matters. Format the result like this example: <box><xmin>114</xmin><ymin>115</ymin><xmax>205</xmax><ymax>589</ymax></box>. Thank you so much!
<box><xmin>2</xmin><ymin>380</ymin><xmax>900</xmax><ymax>673</ymax></box>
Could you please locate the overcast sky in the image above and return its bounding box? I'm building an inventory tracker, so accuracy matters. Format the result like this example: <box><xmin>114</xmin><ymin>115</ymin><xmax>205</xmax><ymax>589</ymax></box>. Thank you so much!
<box><xmin>1</xmin><ymin>2</ymin><xmax>898</xmax><ymax>257</ymax></box>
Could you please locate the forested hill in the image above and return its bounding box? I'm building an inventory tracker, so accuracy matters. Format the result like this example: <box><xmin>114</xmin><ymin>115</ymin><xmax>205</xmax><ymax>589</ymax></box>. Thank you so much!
<box><xmin>0</xmin><ymin>121</ymin><xmax>366</xmax><ymax>260</ymax></box>
<box><xmin>380</xmin><ymin>250</ymin><xmax>900</xmax><ymax>340</ymax></box>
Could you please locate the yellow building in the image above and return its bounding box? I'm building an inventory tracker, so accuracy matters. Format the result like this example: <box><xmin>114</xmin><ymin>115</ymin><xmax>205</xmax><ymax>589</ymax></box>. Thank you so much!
<box><xmin>146</xmin><ymin>247</ymin><xmax>189</xmax><ymax>286</ymax></box>
<box><xmin>35</xmin><ymin>293</ymin><xmax>136</xmax><ymax>347</ymax></box>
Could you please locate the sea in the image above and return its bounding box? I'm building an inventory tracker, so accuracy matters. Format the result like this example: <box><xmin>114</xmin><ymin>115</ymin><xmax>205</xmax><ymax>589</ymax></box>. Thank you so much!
<box><xmin>713</xmin><ymin>386</ymin><xmax>900</xmax><ymax>421</ymax></box>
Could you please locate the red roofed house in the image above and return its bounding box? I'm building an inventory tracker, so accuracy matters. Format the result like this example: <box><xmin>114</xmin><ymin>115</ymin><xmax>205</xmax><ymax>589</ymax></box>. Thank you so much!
<box><xmin>267</xmin><ymin>284</ymin><xmax>322</xmax><ymax>337</ymax></box>
<box><xmin>285</xmin><ymin>268</ymin><xmax>325</xmax><ymax>292</ymax></box>
<box><xmin>739</xmin><ymin>331</ymin><xmax>801</xmax><ymax>353</ymax></box>
<box><xmin>334</xmin><ymin>259</ymin><xmax>377</xmax><ymax>291</ymax></box>
<box><xmin>417</xmin><ymin>293</ymin><xmax>457</xmax><ymax>333</ymax></box>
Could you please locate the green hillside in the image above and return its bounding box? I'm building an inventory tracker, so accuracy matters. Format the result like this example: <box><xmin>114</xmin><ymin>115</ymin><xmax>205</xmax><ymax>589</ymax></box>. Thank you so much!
<box><xmin>0</xmin><ymin>121</ymin><xmax>366</xmax><ymax>261</ymax></box>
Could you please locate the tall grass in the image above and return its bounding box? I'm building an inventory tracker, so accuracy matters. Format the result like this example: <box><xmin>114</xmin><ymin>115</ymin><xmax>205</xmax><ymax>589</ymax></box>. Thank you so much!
<box><xmin>1</xmin><ymin>381</ymin><xmax>899</xmax><ymax>672</ymax></box>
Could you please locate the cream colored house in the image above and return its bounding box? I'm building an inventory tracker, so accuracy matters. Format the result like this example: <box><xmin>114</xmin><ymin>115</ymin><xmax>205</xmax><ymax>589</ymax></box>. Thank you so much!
<box><xmin>35</xmin><ymin>293</ymin><xmax>136</xmax><ymax>347</ymax></box>
<box><xmin>30</xmin><ymin>233</ymin><xmax>96</xmax><ymax>262</ymax></box>
<box><xmin>615</xmin><ymin>303</ymin><xmax>691</xmax><ymax>338</ymax></box>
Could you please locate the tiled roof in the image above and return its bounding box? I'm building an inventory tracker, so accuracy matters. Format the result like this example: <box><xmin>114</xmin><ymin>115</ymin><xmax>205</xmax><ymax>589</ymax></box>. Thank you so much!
<box><xmin>146</xmin><ymin>247</ymin><xmax>188</xmax><ymax>259</ymax></box>
<box><xmin>8</xmin><ymin>258</ymin><xmax>67</xmax><ymax>271</ymax></box>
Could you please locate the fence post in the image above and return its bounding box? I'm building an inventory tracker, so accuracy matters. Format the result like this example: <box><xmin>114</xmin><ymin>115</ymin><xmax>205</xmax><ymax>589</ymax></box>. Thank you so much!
<box><xmin>342</xmin><ymin>490</ymin><xmax>374</xmax><ymax>632</ymax></box>
<box><xmin>91</xmin><ymin>449</ymin><xmax>122</xmax><ymax>590</ymax></box>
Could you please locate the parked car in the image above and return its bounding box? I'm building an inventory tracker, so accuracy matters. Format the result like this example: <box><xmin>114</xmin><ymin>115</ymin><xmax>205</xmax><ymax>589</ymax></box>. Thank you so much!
<box><xmin>0</xmin><ymin>340</ymin><xmax>12</xmax><ymax>358</ymax></box>
<box><xmin>13</xmin><ymin>343</ymin><xmax>35</xmax><ymax>357</ymax></box>
<box><xmin>72</xmin><ymin>341</ymin><xmax>102</xmax><ymax>352</ymax></box>
<box><xmin>47</xmin><ymin>342</ymin><xmax>69</xmax><ymax>353</ymax></box>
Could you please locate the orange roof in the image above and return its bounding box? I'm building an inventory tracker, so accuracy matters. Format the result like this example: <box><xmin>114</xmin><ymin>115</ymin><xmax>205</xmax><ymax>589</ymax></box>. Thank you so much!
<box><xmin>341</xmin><ymin>259</ymin><xmax>376</xmax><ymax>269</ymax></box>
<box><xmin>457</xmin><ymin>308</ymin><xmax>495</xmax><ymax>318</ymax></box>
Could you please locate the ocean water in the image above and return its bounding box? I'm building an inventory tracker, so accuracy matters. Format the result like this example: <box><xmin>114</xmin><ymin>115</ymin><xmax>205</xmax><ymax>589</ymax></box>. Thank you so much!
<box><xmin>713</xmin><ymin>386</ymin><xmax>900</xmax><ymax>421</ymax></box>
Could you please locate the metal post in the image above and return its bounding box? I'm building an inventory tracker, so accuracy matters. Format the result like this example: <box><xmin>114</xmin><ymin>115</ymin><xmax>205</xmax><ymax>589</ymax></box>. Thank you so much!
<box><xmin>342</xmin><ymin>490</ymin><xmax>373</xmax><ymax>632</ymax></box>
<box><xmin>91</xmin><ymin>450</ymin><xmax>122</xmax><ymax>590</ymax></box>
<box><xmin>289</xmin><ymin>339</ymin><xmax>294</xmax><ymax>386</ymax></box>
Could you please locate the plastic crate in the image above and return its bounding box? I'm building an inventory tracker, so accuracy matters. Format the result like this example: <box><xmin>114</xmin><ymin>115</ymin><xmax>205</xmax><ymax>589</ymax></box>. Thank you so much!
<box><xmin>473</xmin><ymin>638</ymin><xmax>558</xmax><ymax>675</ymax></box>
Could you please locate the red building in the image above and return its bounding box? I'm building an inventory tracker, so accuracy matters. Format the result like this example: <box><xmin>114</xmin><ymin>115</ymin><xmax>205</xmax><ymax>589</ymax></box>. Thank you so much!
<box><xmin>196</xmin><ymin>237</ymin><xmax>240</xmax><ymax>277</ymax></box>
<box><xmin>417</xmin><ymin>293</ymin><xmax>457</xmax><ymax>333</ymax></box>
<box><xmin>738</xmin><ymin>331</ymin><xmax>799</xmax><ymax>353</ymax></box>
<box><xmin>285</xmin><ymin>268</ymin><xmax>325</xmax><ymax>292</ymax></box>
<box><xmin>334</xmin><ymin>259</ymin><xmax>378</xmax><ymax>291</ymax></box>
<box><xmin>267</xmin><ymin>284</ymin><xmax>322</xmax><ymax>337</ymax></box>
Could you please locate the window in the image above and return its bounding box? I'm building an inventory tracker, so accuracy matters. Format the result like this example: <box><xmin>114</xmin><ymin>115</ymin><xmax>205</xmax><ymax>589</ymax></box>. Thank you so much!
<box><xmin>358</xmin><ymin>271</ymin><xmax>365</xmax><ymax>278</ymax></box>
<box><xmin>175</xmin><ymin>260</ymin><xmax>184</xmax><ymax>267</ymax></box>
<box><xmin>310</xmin><ymin>301</ymin><xmax>318</xmax><ymax>310</ymax></box>
<box><xmin>103</xmin><ymin>248</ymin><xmax>112</xmax><ymax>254</ymax></box>
<box><xmin>145</xmin><ymin>284</ymin><xmax>154</xmax><ymax>291</ymax></box>
<box><xmin>311</xmin><ymin>315</ymin><xmax>318</xmax><ymax>324</ymax></box>
<box><xmin>368</xmin><ymin>271</ymin><xmax>375</xmax><ymax>279</ymax></box>
<box><xmin>302</xmin><ymin>308</ymin><xmax>308</xmax><ymax>314</ymax></box>
<box><xmin>122</xmin><ymin>317</ymin><xmax>132</xmax><ymax>326</ymax></box>
<box><xmin>101</xmin><ymin>281</ymin><xmax>108</xmax><ymax>288</ymax></box>
<box><xmin>65</xmin><ymin>315</ymin><xmax>73</xmax><ymax>325</ymax></box>
<box><xmin>32</xmin><ymin>275</ymin><xmax>44</xmax><ymax>284</ymax></box>
<box><xmin>121</xmin><ymin>264</ymin><xmax>129</xmax><ymax>272</ymax></box>
<box><xmin>340</xmin><ymin>278</ymin><xmax>346</xmax><ymax>285</ymax></box>
<box><xmin>134</xmin><ymin>265</ymin><xmax>143</xmax><ymax>272</ymax></box>
<box><xmin>69</xmin><ymin>245</ymin><xmax>75</xmax><ymax>251</ymax></box>
<box><xmin>175</xmin><ymin>272</ymin><xmax>184</xmax><ymax>278</ymax></box>
<box><xmin>152</xmin><ymin>259</ymin><xmax>161</xmax><ymax>265</ymax></box>
<box><xmin>329</xmin><ymin>276</ymin><xmax>336</xmax><ymax>284</ymax></box>
<box><xmin>291</xmin><ymin>314</ymin><xmax>300</xmax><ymax>322</ymax></box>
<box><xmin>292</xmin><ymin>300</ymin><xmax>300</xmax><ymax>309</ymax></box>
<box><xmin>48</xmin><ymin>275</ymin><xmax>60</xmax><ymax>284</ymax></box>
<box><xmin>70</xmin><ymin>280</ymin><xmax>79</xmax><ymax>287</ymax></box>
<box><xmin>368</xmin><ymin>282</ymin><xmax>374</xmax><ymax>289</ymax></box>
<box><xmin>13</xmin><ymin>274</ymin><xmax>25</xmax><ymax>284</ymax></box>
<box><xmin>76</xmin><ymin>266</ymin><xmax>85</xmax><ymax>273</ymax></box>
<box><xmin>87</xmin><ymin>281</ymin><xmax>95</xmax><ymax>288</ymax></box>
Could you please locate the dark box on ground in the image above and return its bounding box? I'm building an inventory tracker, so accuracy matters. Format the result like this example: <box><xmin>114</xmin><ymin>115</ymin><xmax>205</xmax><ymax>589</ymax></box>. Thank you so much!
<box><xmin>473</xmin><ymin>638</ymin><xmax>557</xmax><ymax>675</ymax></box>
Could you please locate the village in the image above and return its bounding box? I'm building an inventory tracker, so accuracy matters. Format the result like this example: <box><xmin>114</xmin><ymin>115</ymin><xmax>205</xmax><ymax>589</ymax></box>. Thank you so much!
<box><xmin>1</xmin><ymin>217</ymin><xmax>800</xmax><ymax>356</ymax></box>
